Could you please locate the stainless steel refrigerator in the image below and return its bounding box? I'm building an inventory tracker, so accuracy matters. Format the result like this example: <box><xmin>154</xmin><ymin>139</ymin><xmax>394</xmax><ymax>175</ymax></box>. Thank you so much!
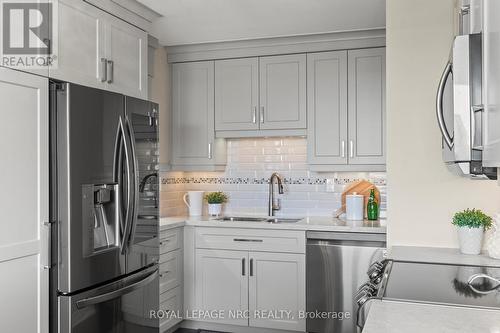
<box><xmin>49</xmin><ymin>82</ymin><xmax>160</xmax><ymax>333</ymax></box>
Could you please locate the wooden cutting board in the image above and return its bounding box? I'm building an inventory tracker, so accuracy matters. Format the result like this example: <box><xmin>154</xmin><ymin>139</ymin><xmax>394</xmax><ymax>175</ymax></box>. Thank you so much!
<box><xmin>335</xmin><ymin>180</ymin><xmax>380</xmax><ymax>218</ymax></box>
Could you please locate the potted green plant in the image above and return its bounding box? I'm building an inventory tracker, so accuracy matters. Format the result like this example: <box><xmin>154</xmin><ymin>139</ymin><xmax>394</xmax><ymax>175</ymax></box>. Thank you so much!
<box><xmin>205</xmin><ymin>191</ymin><xmax>228</xmax><ymax>217</ymax></box>
<box><xmin>452</xmin><ymin>209</ymin><xmax>492</xmax><ymax>255</ymax></box>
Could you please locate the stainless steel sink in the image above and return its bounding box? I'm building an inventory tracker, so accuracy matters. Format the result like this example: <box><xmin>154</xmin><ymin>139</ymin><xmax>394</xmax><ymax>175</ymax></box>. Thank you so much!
<box><xmin>265</xmin><ymin>217</ymin><xmax>302</xmax><ymax>223</ymax></box>
<box><xmin>216</xmin><ymin>216</ymin><xmax>302</xmax><ymax>223</ymax></box>
<box><xmin>217</xmin><ymin>216</ymin><xmax>267</xmax><ymax>222</ymax></box>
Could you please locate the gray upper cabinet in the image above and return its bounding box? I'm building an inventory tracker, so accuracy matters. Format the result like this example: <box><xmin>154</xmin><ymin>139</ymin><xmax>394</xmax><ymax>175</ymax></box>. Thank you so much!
<box><xmin>307</xmin><ymin>48</ymin><xmax>386</xmax><ymax>171</ymax></box>
<box><xmin>307</xmin><ymin>51</ymin><xmax>348</xmax><ymax>165</ymax></box>
<box><xmin>49</xmin><ymin>0</ymin><xmax>148</xmax><ymax>99</ymax></box>
<box><xmin>259</xmin><ymin>54</ymin><xmax>307</xmax><ymax>130</ymax></box>
<box><xmin>215</xmin><ymin>58</ymin><xmax>259</xmax><ymax>131</ymax></box>
<box><xmin>172</xmin><ymin>61</ymin><xmax>226</xmax><ymax>170</ymax></box>
<box><xmin>348</xmin><ymin>48</ymin><xmax>386</xmax><ymax>165</ymax></box>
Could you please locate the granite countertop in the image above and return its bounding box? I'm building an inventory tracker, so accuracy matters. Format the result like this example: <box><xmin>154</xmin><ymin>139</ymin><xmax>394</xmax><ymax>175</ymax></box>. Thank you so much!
<box><xmin>160</xmin><ymin>215</ymin><xmax>387</xmax><ymax>234</ymax></box>
<box><xmin>363</xmin><ymin>301</ymin><xmax>500</xmax><ymax>333</ymax></box>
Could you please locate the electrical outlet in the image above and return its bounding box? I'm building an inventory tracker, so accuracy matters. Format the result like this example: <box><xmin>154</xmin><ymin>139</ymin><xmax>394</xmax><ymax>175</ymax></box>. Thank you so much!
<box><xmin>326</xmin><ymin>179</ymin><xmax>335</xmax><ymax>192</ymax></box>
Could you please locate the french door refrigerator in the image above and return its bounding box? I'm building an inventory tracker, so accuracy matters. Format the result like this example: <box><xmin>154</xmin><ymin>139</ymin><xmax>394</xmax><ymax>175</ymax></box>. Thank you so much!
<box><xmin>49</xmin><ymin>82</ymin><xmax>160</xmax><ymax>333</ymax></box>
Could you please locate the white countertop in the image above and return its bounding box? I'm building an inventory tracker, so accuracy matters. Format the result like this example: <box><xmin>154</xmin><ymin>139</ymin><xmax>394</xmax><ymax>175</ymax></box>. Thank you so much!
<box><xmin>363</xmin><ymin>301</ymin><xmax>500</xmax><ymax>333</ymax></box>
<box><xmin>362</xmin><ymin>246</ymin><xmax>500</xmax><ymax>333</ymax></box>
<box><xmin>388</xmin><ymin>245</ymin><xmax>500</xmax><ymax>268</ymax></box>
<box><xmin>160</xmin><ymin>215</ymin><xmax>387</xmax><ymax>233</ymax></box>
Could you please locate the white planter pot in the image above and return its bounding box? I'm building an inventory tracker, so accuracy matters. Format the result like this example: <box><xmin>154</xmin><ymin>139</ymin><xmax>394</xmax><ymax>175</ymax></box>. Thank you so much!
<box><xmin>457</xmin><ymin>226</ymin><xmax>484</xmax><ymax>255</ymax></box>
<box><xmin>208</xmin><ymin>203</ymin><xmax>222</xmax><ymax>216</ymax></box>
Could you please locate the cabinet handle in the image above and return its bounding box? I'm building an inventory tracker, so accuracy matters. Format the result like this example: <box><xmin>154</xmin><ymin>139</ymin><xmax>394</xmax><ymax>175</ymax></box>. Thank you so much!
<box><xmin>107</xmin><ymin>60</ymin><xmax>114</xmax><ymax>84</ymax></box>
<box><xmin>252</xmin><ymin>107</ymin><xmax>257</xmax><ymax>124</ymax></box>
<box><xmin>341</xmin><ymin>141</ymin><xmax>346</xmax><ymax>158</ymax></box>
<box><xmin>159</xmin><ymin>271</ymin><xmax>170</xmax><ymax>278</ymax></box>
<box><xmin>43</xmin><ymin>220</ymin><xmax>54</xmax><ymax>269</ymax></box>
<box><xmin>260</xmin><ymin>106</ymin><xmax>264</xmax><ymax>124</ymax></box>
<box><xmin>350</xmin><ymin>140</ymin><xmax>354</xmax><ymax>158</ymax></box>
<box><xmin>242</xmin><ymin>258</ymin><xmax>245</xmax><ymax>276</ymax></box>
<box><xmin>100</xmin><ymin>58</ymin><xmax>107</xmax><ymax>82</ymax></box>
<box><xmin>233</xmin><ymin>238</ymin><xmax>263</xmax><ymax>242</ymax></box>
<box><xmin>208</xmin><ymin>143</ymin><xmax>213</xmax><ymax>159</ymax></box>
<box><xmin>250</xmin><ymin>258</ymin><xmax>254</xmax><ymax>277</ymax></box>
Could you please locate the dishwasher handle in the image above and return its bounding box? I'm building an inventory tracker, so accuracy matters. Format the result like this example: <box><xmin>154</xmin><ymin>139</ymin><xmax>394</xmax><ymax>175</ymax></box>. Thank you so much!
<box><xmin>306</xmin><ymin>231</ymin><xmax>386</xmax><ymax>243</ymax></box>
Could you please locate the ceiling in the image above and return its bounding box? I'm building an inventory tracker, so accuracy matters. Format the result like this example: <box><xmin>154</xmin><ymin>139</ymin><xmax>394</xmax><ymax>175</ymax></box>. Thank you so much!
<box><xmin>137</xmin><ymin>0</ymin><xmax>386</xmax><ymax>46</ymax></box>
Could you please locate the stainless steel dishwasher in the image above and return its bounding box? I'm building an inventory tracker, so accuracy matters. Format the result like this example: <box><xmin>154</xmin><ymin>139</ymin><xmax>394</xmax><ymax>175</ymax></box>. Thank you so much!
<box><xmin>306</xmin><ymin>231</ymin><xmax>386</xmax><ymax>333</ymax></box>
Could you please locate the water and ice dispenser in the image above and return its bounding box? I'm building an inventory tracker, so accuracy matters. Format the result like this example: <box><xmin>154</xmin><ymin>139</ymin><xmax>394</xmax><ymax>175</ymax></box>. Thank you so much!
<box><xmin>82</xmin><ymin>184</ymin><xmax>120</xmax><ymax>256</ymax></box>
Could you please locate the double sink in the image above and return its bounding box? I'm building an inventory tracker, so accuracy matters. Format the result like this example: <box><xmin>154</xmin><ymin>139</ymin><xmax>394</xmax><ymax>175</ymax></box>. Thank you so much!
<box><xmin>216</xmin><ymin>216</ymin><xmax>302</xmax><ymax>224</ymax></box>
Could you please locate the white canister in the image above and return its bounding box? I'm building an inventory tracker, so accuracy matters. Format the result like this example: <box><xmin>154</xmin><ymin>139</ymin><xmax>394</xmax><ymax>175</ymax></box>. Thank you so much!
<box><xmin>183</xmin><ymin>191</ymin><xmax>204</xmax><ymax>216</ymax></box>
<box><xmin>346</xmin><ymin>193</ymin><xmax>364</xmax><ymax>221</ymax></box>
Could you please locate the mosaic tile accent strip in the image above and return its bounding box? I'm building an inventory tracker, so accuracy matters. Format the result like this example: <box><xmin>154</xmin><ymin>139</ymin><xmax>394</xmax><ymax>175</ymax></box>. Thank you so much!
<box><xmin>161</xmin><ymin>176</ymin><xmax>386</xmax><ymax>186</ymax></box>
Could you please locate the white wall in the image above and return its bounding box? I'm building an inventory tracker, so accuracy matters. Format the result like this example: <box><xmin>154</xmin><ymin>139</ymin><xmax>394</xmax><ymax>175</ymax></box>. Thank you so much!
<box><xmin>387</xmin><ymin>0</ymin><xmax>500</xmax><ymax>248</ymax></box>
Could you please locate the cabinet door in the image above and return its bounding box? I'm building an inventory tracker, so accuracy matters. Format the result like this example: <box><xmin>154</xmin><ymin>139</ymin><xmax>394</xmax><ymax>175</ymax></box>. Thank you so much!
<box><xmin>105</xmin><ymin>15</ymin><xmax>148</xmax><ymax>99</ymax></box>
<box><xmin>307</xmin><ymin>51</ymin><xmax>348</xmax><ymax>165</ymax></box>
<box><xmin>0</xmin><ymin>68</ymin><xmax>49</xmax><ymax>333</ymax></box>
<box><xmin>347</xmin><ymin>48</ymin><xmax>386</xmax><ymax>165</ymax></box>
<box><xmin>172</xmin><ymin>61</ymin><xmax>216</xmax><ymax>166</ymax></box>
<box><xmin>259</xmin><ymin>54</ymin><xmax>307</xmax><ymax>130</ymax></box>
<box><xmin>195</xmin><ymin>249</ymin><xmax>248</xmax><ymax>326</ymax></box>
<box><xmin>49</xmin><ymin>0</ymin><xmax>105</xmax><ymax>88</ymax></box>
<box><xmin>215</xmin><ymin>58</ymin><xmax>259</xmax><ymax>131</ymax></box>
<box><xmin>249</xmin><ymin>252</ymin><xmax>305</xmax><ymax>331</ymax></box>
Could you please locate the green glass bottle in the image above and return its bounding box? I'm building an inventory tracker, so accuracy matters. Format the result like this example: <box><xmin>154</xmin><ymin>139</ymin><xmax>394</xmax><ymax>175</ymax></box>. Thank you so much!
<box><xmin>367</xmin><ymin>189</ymin><xmax>378</xmax><ymax>221</ymax></box>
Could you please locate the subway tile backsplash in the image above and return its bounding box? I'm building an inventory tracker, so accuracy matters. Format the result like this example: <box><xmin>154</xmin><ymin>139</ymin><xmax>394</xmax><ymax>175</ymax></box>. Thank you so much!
<box><xmin>160</xmin><ymin>137</ymin><xmax>386</xmax><ymax>218</ymax></box>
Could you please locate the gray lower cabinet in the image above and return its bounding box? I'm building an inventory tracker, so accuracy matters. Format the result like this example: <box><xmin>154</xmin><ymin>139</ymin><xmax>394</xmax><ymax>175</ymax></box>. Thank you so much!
<box><xmin>307</xmin><ymin>48</ymin><xmax>386</xmax><ymax>171</ymax></box>
<box><xmin>215</xmin><ymin>57</ymin><xmax>259</xmax><ymax>131</ymax></box>
<box><xmin>172</xmin><ymin>61</ymin><xmax>226</xmax><ymax>171</ymax></box>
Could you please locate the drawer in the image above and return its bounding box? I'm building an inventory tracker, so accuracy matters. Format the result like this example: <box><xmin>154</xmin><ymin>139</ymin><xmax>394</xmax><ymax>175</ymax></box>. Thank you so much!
<box><xmin>159</xmin><ymin>249</ymin><xmax>182</xmax><ymax>293</ymax></box>
<box><xmin>160</xmin><ymin>227</ymin><xmax>182</xmax><ymax>254</ymax></box>
<box><xmin>160</xmin><ymin>286</ymin><xmax>182</xmax><ymax>332</ymax></box>
<box><xmin>195</xmin><ymin>227</ymin><xmax>306</xmax><ymax>253</ymax></box>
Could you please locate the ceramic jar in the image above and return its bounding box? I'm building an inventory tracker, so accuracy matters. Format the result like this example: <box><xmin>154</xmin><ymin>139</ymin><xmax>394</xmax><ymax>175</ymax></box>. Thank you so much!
<box><xmin>457</xmin><ymin>226</ymin><xmax>484</xmax><ymax>255</ymax></box>
<box><xmin>208</xmin><ymin>203</ymin><xmax>222</xmax><ymax>217</ymax></box>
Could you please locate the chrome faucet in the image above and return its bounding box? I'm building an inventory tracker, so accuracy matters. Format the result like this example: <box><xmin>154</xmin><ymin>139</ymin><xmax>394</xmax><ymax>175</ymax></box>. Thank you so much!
<box><xmin>268</xmin><ymin>172</ymin><xmax>284</xmax><ymax>216</ymax></box>
<box><xmin>139</xmin><ymin>172</ymin><xmax>159</xmax><ymax>208</ymax></box>
<box><xmin>139</xmin><ymin>172</ymin><xmax>158</xmax><ymax>192</ymax></box>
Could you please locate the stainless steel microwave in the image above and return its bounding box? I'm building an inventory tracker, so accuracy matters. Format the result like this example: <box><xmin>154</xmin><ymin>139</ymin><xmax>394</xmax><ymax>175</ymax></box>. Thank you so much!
<box><xmin>436</xmin><ymin>33</ymin><xmax>497</xmax><ymax>179</ymax></box>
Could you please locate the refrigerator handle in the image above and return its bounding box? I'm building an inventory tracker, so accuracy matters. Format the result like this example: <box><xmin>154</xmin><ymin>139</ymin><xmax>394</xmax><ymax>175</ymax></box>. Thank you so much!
<box><xmin>113</xmin><ymin>117</ymin><xmax>133</xmax><ymax>253</ymax></box>
<box><xmin>75</xmin><ymin>269</ymin><xmax>158</xmax><ymax>309</ymax></box>
<box><xmin>113</xmin><ymin>119</ymin><xmax>125</xmax><ymax>231</ymax></box>
<box><xmin>122</xmin><ymin>117</ymin><xmax>139</xmax><ymax>252</ymax></box>
<box><xmin>436</xmin><ymin>61</ymin><xmax>454</xmax><ymax>149</ymax></box>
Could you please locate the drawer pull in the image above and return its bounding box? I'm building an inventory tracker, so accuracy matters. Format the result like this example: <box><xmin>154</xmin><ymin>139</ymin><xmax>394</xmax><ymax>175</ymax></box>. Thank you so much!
<box><xmin>160</xmin><ymin>239</ymin><xmax>171</xmax><ymax>245</ymax></box>
<box><xmin>233</xmin><ymin>238</ymin><xmax>263</xmax><ymax>243</ymax></box>
<box><xmin>250</xmin><ymin>258</ymin><xmax>254</xmax><ymax>277</ymax></box>
<box><xmin>242</xmin><ymin>258</ymin><xmax>245</xmax><ymax>276</ymax></box>
<box><xmin>159</xmin><ymin>271</ymin><xmax>170</xmax><ymax>278</ymax></box>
